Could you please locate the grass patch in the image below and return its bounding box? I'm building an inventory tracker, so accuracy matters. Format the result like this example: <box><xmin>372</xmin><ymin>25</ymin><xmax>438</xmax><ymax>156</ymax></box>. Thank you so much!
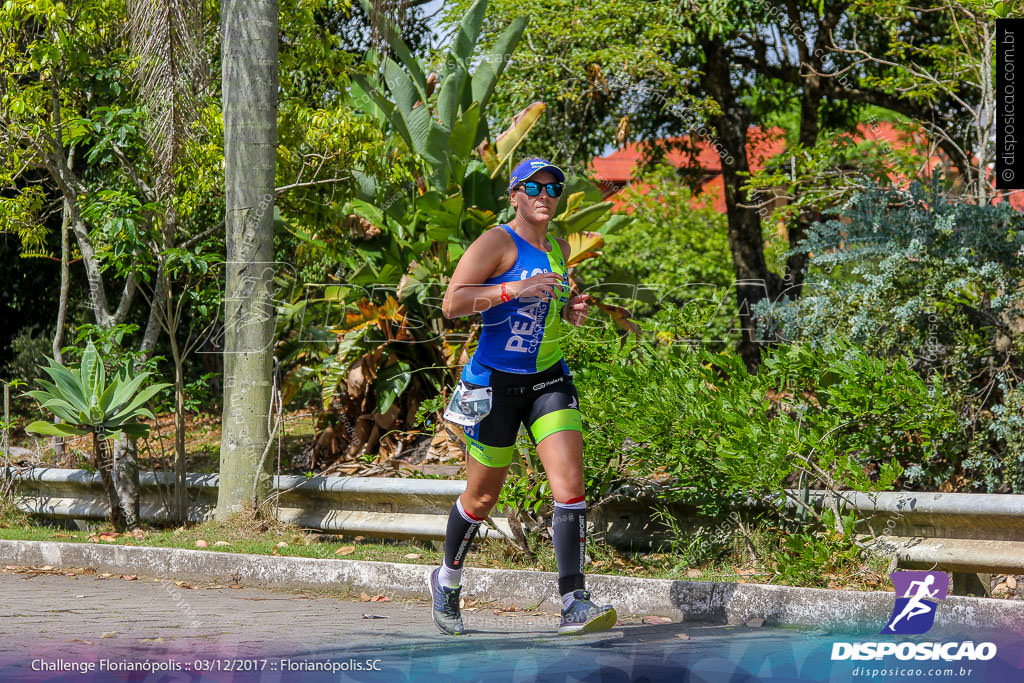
<box><xmin>0</xmin><ymin>496</ymin><xmax>31</xmax><ymax>529</ymax></box>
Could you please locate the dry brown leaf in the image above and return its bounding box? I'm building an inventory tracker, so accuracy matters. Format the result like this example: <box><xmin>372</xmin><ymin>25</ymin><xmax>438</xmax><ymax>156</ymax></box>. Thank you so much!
<box><xmin>404</xmin><ymin>553</ymin><xmax>421</xmax><ymax>559</ymax></box>
<box><xmin>276</xmin><ymin>542</ymin><xmax>288</xmax><ymax>548</ymax></box>
<box><xmin>642</xmin><ymin>615</ymin><xmax>672</xmax><ymax>625</ymax></box>
<box><xmin>335</xmin><ymin>546</ymin><xmax>356</xmax><ymax>556</ymax></box>
<box><xmin>360</xmin><ymin>592</ymin><xmax>372</xmax><ymax>602</ymax></box>
<box><xmin>122</xmin><ymin>575</ymin><xmax>137</xmax><ymax>581</ymax></box>
<box><xmin>676</xmin><ymin>632</ymin><xmax>692</xmax><ymax>640</ymax></box>
<box><xmin>195</xmin><ymin>540</ymin><xmax>208</xmax><ymax>548</ymax></box>
<box><xmin>214</xmin><ymin>541</ymin><xmax>231</xmax><ymax>547</ymax></box>
<box><xmin>685</xmin><ymin>569</ymin><xmax>701</xmax><ymax>578</ymax></box>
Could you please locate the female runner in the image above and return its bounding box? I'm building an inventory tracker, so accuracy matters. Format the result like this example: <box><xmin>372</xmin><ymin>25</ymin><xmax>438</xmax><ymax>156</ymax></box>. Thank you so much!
<box><xmin>428</xmin><ymin>157</ymin><xmax>616</xmax><ymax>636</ymax></box>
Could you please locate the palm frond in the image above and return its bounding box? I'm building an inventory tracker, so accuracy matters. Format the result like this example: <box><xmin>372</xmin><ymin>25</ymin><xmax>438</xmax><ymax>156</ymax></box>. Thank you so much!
<box><xmin>125</xmin><ymin>0</ymin><xmax>209</xmax><ymax>192</ymax></box>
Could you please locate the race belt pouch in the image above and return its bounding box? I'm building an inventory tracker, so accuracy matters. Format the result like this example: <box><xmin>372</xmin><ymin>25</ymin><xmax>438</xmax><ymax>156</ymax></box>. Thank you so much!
<box><xmin>442</xmin><ymin>381</ymin><xmax>493</xmax><ymax>426</ymax></box>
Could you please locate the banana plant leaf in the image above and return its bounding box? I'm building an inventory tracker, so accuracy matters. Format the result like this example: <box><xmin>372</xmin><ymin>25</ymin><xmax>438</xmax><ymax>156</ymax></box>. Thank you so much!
<box><xmin>374</xmin><ymin>359</ymin><xmax>413</xmax><ymax>414</ymax></box>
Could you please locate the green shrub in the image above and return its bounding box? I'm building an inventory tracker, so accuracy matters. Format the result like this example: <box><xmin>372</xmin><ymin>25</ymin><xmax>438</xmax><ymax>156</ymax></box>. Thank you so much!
<box><xmin>754</xmin><ymin>179</ymin><xmax>1024</xmax><ymax>492</ymax></box>
<box><xmin>559</xmin><ymin>305</ymin><xmax>955</xmax><ymax>518</ymax></box>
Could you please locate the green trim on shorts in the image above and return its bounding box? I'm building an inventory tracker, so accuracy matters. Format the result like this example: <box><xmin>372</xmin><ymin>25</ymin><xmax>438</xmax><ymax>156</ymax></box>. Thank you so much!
<box><xmin>529</xmin><ymin>408</ymin><xmax>583</xmax><ymax>444</ymax></box>
<box><xmin>465</xmin><ymin>434</ymin><xmax>516</xmax><ymax>468</ymax></box>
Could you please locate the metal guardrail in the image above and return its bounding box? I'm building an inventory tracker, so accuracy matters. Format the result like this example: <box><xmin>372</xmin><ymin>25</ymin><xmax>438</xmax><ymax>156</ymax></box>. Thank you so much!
<box><xmin>801</xmin><ymin>490</ymin><xmax>1024</xmax><ymax>579</ymax></box>
<box><xmin>8</xmin><ymin>467</ymin><xmax>513</xmax><ymax>540</ymax></box>
<box><xmin>8</xmin><ymin>468</ymin><xmax>1024</xmax><ymax>583</ymax></box>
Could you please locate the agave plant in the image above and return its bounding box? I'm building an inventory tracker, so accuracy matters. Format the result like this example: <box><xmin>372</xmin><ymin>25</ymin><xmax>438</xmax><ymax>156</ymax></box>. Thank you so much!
<box><xmin>25</xmin><ymin>341</ymin><xmax>170</xmax><ymax>529</ymax></box>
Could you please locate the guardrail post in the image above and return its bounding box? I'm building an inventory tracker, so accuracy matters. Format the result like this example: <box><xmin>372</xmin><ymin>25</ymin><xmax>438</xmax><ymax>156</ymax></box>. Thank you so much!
<box><xmin>952</xmin><ymin>572</ymin><xmax>991</xmax><ymax>597</ymax></box>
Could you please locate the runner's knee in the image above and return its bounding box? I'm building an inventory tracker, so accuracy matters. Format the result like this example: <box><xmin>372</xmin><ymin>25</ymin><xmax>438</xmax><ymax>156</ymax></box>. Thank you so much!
<box><xmin>461</xmin><ymin>491</ymin><xmax>499</xmax><ymax>517</ymax></box>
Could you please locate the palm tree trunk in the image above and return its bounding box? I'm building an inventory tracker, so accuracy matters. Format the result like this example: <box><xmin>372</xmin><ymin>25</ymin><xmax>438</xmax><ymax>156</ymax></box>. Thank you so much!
<box><xmin>215</xmin><ymin>0</ymin><xmax>279</xmax><ymax>521</ymax></box>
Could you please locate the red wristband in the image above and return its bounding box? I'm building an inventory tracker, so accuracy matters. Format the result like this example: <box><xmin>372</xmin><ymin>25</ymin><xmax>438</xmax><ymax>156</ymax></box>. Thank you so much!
<box><xmin>500</xmin><ymin>282</ymin><xmax>512</xmax><ymax>303</ymax></box>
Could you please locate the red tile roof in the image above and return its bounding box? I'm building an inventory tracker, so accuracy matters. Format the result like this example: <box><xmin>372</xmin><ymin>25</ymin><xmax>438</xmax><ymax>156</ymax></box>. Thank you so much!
<box><xmin>590</xmin><ymin>122</ymin><xmax>1024</xmax><ymax>212</ymax></box>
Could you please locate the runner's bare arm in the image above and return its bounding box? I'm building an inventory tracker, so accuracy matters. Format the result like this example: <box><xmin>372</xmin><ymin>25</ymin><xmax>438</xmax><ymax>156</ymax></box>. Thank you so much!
<box><xmin>556</xmin><ymin>237</ymin><xmax>570</xmax><ymax>264</ymax></box>
<box><xmin>443</xmin><ymin>230</ymin><xmax>566</xmax><ymax>318</ymax></box>
<box><xmin>442</xmin><ymin>230</ymin><xmax>509</xmax><ymax>319</ymax></box>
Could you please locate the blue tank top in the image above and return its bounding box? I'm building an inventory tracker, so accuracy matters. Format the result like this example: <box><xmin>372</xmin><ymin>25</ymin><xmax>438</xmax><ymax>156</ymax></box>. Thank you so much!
<box><xmin>462</xmin><ymin>224</ymin><xmax>571</xmax><ymax>383</ymax></box>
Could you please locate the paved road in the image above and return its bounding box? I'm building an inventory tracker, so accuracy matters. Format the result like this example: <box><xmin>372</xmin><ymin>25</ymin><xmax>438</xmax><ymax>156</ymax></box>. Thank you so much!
<box><xmin>0</xmin><ymin>568</ymin><xmax>1018</xmax><ymax>682</ymax></box>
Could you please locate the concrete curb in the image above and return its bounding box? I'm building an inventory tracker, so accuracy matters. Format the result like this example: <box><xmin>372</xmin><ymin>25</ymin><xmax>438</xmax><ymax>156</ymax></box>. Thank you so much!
<box><xmin>2</xmin><ymin>540</ymin><xmax>1022</xmax><ymax>633</ymax></box>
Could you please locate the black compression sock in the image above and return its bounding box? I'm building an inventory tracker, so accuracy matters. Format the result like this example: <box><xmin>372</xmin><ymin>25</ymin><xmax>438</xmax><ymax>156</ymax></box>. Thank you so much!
<box><xmin>552</xmin><ymin>499</ymin><xmax>587</xmax><ymax>597</ymax></box>
<box><xmin>444</xmin><ymin>497</ymin><xmax>483</xmax><ymax>575</ymax></box>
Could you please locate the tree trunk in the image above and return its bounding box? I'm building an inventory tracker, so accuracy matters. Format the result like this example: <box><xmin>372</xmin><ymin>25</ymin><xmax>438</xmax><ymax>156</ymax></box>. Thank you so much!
<box><xmin>216</xmin><ymin>0</ymin><xmax>279</xmax><ymax>521</ymax></box>
<box><xmin>94</xmin><ymin>431</ymin><xmax>129</xmax><ymax>530</ymax></box>
<box><xmin>110</xmin><ymin>432</ymin><xmax>141</xmax><ymax>529</ymax></box>
<box><xmin>52</xmin><ymin>201</ymin><xmax>71</xmax><ymax>461</ymax></box>
<box><xmin>701</xmin><ymin>36</ymin><xmax>781</xmax><ymax>371</ymax></box>
<box><xmin>169</xmin><ymin>329</ymin><xmax>188</xmax><ymax>523</ymax></box>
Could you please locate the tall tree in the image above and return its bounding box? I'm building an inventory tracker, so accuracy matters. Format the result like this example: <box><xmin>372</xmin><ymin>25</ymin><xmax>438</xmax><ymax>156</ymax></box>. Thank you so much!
<box><xmin>1</xmin><ymin>1</ymin><xmax>150</xmax><ymax>527</ymax></box>
<box><xmin>215</xmin><ymin>0</ymin><xmax>279</xmax><ymax>520</ymax></box>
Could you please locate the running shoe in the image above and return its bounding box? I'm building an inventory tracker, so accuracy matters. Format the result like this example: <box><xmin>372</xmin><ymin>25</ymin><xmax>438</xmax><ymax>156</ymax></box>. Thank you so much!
<box><xmin>558</xmin><ymin>589</ymin><xmax>617</xmax><ymax>635</ymax></box>
<box><xmin>428</xmin><ymin>567</ymin><xmax>465</xmax><ymax>635</ymax></box>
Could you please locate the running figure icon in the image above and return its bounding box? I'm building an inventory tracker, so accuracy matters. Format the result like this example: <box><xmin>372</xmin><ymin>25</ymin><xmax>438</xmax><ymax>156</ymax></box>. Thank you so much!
<box><xmin>887</xmin><ymin>574</ymin><xmax>938</xmax><ymax>631</ymax></box>
<box><xmin>882</xmin><ymin>571</ymin><xmax>949</xmax><ymax>635</ymax></box>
